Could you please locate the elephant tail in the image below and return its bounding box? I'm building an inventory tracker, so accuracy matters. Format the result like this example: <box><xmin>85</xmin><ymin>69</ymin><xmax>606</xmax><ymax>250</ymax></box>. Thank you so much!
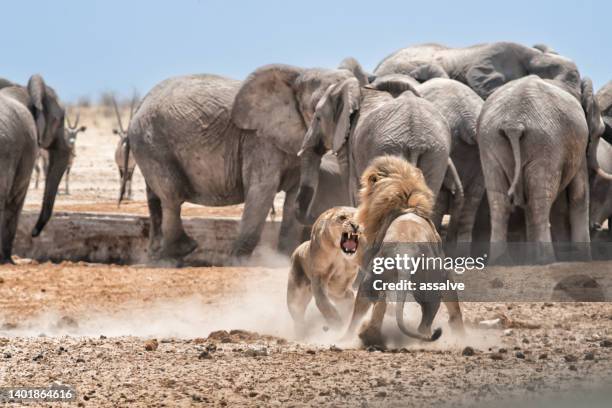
<box><xmin>395</xmin><ymin>293</ymin><xmax>442</xmax><ymax>342</ymax></box>
<box><xmin>502</xmin><ymin>123</ymin><xmax>525</xmax><ymax>206</ymax></box>
<box><xmin>447</xmin><ymin>158</ymin><xmax>464</xmax><ymax>207</ymax></box>
<box><xmin>118</xmin><ymin>138</ymin><xmax>131</xmax><ymax>206</ymax></box>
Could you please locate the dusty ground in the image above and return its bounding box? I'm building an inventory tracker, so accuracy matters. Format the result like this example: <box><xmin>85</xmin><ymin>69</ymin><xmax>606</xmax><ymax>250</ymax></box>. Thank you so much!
<box><xmin>4</xmin><ymin>106</ymin><xmax>610</xmax><ymax>407</ymax></box>
<box><xmin>0</xmin><ymin>261</ymin><xmax>611</xmax><ymax>407</ymax></box>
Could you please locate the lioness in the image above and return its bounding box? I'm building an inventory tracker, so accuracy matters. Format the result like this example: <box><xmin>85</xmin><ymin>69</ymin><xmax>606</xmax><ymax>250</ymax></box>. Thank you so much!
<box><xmin>344</xmin><ymin>155</ymin><xmax>464</xmax><ymax>346</ymax></box>
<box><xmin>287</xmin><ymin>206</ymin><xmax>361</xmax><ymax>335</ymax></box>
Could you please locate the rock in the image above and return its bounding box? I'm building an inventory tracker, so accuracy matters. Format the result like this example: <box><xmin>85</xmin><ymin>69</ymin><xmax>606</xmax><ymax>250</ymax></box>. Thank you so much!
<box><xmin>552</xmin><ymin>275</ymin><xmax>605</xmax><ymax>302</ymax></box>
<box><xmin>244</xmin><ymin>348</ymin><xmax>268</xmax><ymax>357</ymax></box>
<box><xmin>99</xmin><ymin>335</ymin><xmax>107</xmax><ymax>340</ymax></box>
<box><xmin>462</xmin><ymin>347</ymin><xmax>475</xmax><ymax>356</ymax></box>
<box><xmin>375</xmin><ymin>391</ymin><xmax>387</xmax><ymax>398</ymax></box>
<box><xmin>564</xmin><ymin>354</ymin><xmax>577</xmax><ymax>363</ymax></box>
<box><xmin>329</xmin><ymin>345</ymin><xmax>343</xmax><ymax>352</ymax></box>
<box><xmin>538</xmin><ymin>353</ymin><xmax>548</xmax><ymax>360</ymax></box>
<box><xmin>306</xmin><ymin>350</ymin><xmax>316</xmax><ymax>355</ymax></box>
<box><xmin>144</xmin><ymin>339</ymin><xmax>158</xmax><ymax>351</ymax></box>
<box><xmin>193</xmin><ymin>337</ymin><xmax>207</xmax><ymax>344</ymax></box>
<box><xmin>600</xmin><ymin>339</ymin><xmax>612</xmax><ymax>348</ymax></box>
<box><xmin>3</xmin><ymin>352</ymin><xmax>11</xmax><ymax>359</ymax></box>
<box><xmin>33</xmin><ymin>353</ymin><xmax>43</xmax><ymax>361</ymax></box>
<box><xmin>198</xmin><ymin>351</ymin><xmax>212</xmax><ymax>360</ymax></box>
<box><xmin>499</xmin><ymin>348</ymin><xmax>507</xmax><ymax>353</ymax></box>
<box><xmin>76</xmin><ymin>357</ymin><xmax>85</xmax><ymax>363</ymax></box>
<box><xmin>207</xmin><ymin>330</ymin><xmax>231</xmax><ymax>343</ymax></box>
<box><xmin>490</xmin><ymin>353</ymin><xmax>503</xmax><ymax>360</ymax></box>
<box><xmin>584</xmin><ymin>352</ymin><xmax>595</xmax><ymax>361</ymax></box>
<box><xmin>522</xmin><ymin>338</ymin><xmax>530</xmax><ymax>344</ymax></box>
<box><xmin>478</xmin><ymin>318</ymin><xmax>502</xmax><ymax>329</ymax></box>
<box><xmin>503</xmin><ymin>329</ymin><xmax>514</xmax><ymax>336</ymax></box>
<box><xmin>568</xmin><ymin>364</ymin><xmax>577</xmax><ymax>371</ymax></box>
<box><xmin>516</xmin><ymin>352</ymin><xmax>525</xmax><ymax>359</ymax></box>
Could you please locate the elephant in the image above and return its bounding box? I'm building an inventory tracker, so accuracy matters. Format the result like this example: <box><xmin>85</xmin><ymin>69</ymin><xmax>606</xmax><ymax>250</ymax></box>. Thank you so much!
<box><xmin>589</xmin><ymin>139</ymin><xmax>612</xmax><ymax>237</ymax></box>
<box><xmin>597</xmin><ymin>81</ymin><xmax>612</xmax><ymax>143</ymax></box>
<box><xmin>295</xmin><ymin>74</ymin><xmax>460</xmax><ymax>225</ymax></box>
<box><xmin>374</xmin><ymin>42</ymin><xmax>581</xmax><ymax>100</ymax></box>
<box><xmin>0</xmin><ymin>75</ymin><xmax>68</xmax><ymax>263</ymax></box>
<box><xmin>589</xmin><ymin>82</ymin><xmax>612</xmax><ymax>237</ymax></box>
<box><xmin>416</xmin><ymin>78</ymin><xmax>484</xmax><ymax>244</ymax></box>
<box><xmin>478</xmin><ymin>75</ymin><xmax>610</xmax><ymax>263</ymax></box>
<box><xmin>127</xmin><ymin>62</ymin><xmax>365</xmax><ymax>263</ymax></box>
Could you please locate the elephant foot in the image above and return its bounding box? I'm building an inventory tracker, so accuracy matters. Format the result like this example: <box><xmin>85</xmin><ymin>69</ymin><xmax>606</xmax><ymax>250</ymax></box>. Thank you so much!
<box><xmin>358</xmin><ymin>324</ymin><xmax>386</xmax><ymax>349</ymax></box>
<box><xmin>157</xmin><ymin>234</ymin><xmax>198</xmax><ymax>263</ymax></box>
<box><xmin>0</xmin><ymin>256</ymin><xmax>15</xmax><ymax>265</ymax></box>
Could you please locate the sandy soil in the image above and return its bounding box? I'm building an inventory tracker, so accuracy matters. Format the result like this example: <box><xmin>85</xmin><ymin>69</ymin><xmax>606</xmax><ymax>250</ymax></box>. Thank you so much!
<box><xmin>0</xmin><ymin>261</ymin><xmax>611</xmax><ymax>407</ymax></box>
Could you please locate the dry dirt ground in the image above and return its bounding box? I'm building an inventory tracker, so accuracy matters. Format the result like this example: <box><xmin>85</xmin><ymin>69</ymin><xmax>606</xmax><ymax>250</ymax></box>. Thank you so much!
<box><xmin>1</xmin><ymin>106</ymin><xmax>609</xmax><ymax>407</ymax></box>
<box><xmin>0</xmin><ymin>261</ymin><xmax>611</xmax><ymax>407</ymax></box>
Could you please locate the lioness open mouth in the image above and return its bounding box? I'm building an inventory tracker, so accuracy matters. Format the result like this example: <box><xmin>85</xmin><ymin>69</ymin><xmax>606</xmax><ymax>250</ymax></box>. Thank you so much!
<box><xmin>340</xmin><ymin>232</ymin><xmax>359</xmax><ymax>254</ymax></box>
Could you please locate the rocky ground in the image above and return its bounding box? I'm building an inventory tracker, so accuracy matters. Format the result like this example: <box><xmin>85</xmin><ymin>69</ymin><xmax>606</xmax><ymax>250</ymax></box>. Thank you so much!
<box><xmin>0</xmin><ymin>261</ymin><xmax>611</xmax><ymax>407</ymax></box>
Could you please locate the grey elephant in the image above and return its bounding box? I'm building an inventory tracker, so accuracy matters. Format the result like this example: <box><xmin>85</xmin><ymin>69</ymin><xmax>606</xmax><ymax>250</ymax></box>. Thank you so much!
<box><xmin>0</xmin><ymin>75</ymin><xmax>68</xmax><ymax>263</ymax></box>
<box><xmin>375</xmin><ymin>42</ymin><xmax>581</xmax><ymax>100</ymax></box>
<box><xmin>416</xmin><ymin>78</ymin><xmax>484</xmax><ymax>243</ymax></box>
<box><xmin>589</xmin><ymin>82</ymin><xmax>612</xmax><ymax>236</ymax></box>
<box><xmin>127</xmin><ymin>62</ymin><xmax>365</xmax><ymax>263</ymax></box>
<box><xmin>295</xmin><ymin>75</ymin><xmax>460</xmax><ymax>223</ymax></box>
<box><xmin>598</xmin><ymin>81</ymin><xmax>612</xmax><ymax>143</ymax></box>
<box><xmin>478</xmin><ymin>75</ymin><xmax>610</xmax><ymax>263</ymax></box>
<box><xmin>589</xmin><ymin>139</ymin><xmax>612</xmax><ymax>238</ymax></box>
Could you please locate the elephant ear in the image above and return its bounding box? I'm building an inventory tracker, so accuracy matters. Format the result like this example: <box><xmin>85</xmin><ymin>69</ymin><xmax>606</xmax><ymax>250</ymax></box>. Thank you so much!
<box><xmin>581</xmin><ymin>77</ymin><xmax>605</xmax><ymax>139</ymax></box>
<box><xmin>27</xmin><ymin>74</ymin><xmax>52</xmax><ymax>147</ymax></box>
<box><xmin>231</xmin><ymin>64</ymin><xmax>306</xmax><ymax>155</ymax></box>
<box><xmin>409</xmin><ymin>63</ymin><xmax>449</xmax><ymax>82</ymax></box>
<box><xmin>338</xmin><ymin>57</ymin><xmax>369</xmax><ymax>86</ymax></box>
<box><xmin>465</xmin><ymin>64</ymin><xmax>505</xmax><ymax>99</ymax></box>
<box><xmin>368</xmin><ymin>74</ymin><xmax>421</xmax><ymax>98</ymax></box>
<box><xmin>331</xmin><ymin>78</ymin><xmax>361</xmax><ymax>154</ymax></box>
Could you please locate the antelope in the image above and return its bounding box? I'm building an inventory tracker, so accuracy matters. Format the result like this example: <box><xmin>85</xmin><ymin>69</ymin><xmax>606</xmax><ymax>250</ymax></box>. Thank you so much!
<box><xmin>34</xmin><ymin>111</ymin><xmax>86</xmax><ymax>194</ymax></box>
<box><xmin>112</xmin><ymin>95</ymin><xmax>137</xmax><ymax>201</ymax></box>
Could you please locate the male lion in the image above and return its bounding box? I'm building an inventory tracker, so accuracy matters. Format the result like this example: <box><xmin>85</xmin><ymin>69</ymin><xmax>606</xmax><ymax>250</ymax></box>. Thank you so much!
<box><xmin>344</xmin><ymin>156</ymin><xmax>464</xmax><ymax>346</ymax></box>
<box><xmin>287</xmin><ymin>207</ymin><xmax>362</xmax><ymax>336</ymax></box>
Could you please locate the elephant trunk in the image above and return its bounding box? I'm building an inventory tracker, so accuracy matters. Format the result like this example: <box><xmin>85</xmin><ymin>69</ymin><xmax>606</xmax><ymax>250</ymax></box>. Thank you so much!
<box><xmin>295</xmin><ymin>149</ymin><xmax>322</xmax><ymax>225</ymax></box>
<box><xmin>31</xmin><ymin>143</ymin><xmax>70</xmax><ymax>237</ymax></box>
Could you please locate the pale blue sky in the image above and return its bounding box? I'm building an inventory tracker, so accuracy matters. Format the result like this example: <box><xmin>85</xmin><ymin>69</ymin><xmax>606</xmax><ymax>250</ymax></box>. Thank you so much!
<box><xmin>2</xmin><ymin>0</ymin><xmax>610</xmax><ymax>102</ymax></box>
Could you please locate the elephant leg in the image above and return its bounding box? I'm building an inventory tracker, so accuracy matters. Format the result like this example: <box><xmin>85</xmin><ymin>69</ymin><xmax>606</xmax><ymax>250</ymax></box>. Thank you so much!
<box><xmin>2</xmin><ymin>194</ymin><xmax>26</xmax><ymax>264</ymax></box>
<box><xmin>230</xmin><ymin>146</ymin><xmax>284</xmax><ymax>262</ymax></box>
<box><xmin>525</xmin><ymin>193</ymin><xmax>554</xmax><ymax>264</ymax></box>
<box><xmin>159</xmin><ymin>201</ymin><xmax>197</xmax><ymax>261</ymax></box>
<box><xmin>487</xmin><ymin>191</ymin><xmax>512</xmax><ymax>263</ymax></box>
<box><xmin>456</xmin><ymin>174</ymin><xmax>486</xmax><ymax>244</ymax></box>
<box><xmin>146</xmin><ymin>183</ymin><xmax>163</xmax><ymax>256</ymax></box>
<box><xmin>358</xmin><ymin>300</ymin><xmax>387</xmax><ymax>348</ymax></box>
<box><xmin>278</xmin><ymin>179</ymin><xmax>301</xmax><ymax>255</ymax></box>
<box><xmin>568</xmin><ymin>165</ymin><xmax>591</xmax><ymax>260</ymax></box>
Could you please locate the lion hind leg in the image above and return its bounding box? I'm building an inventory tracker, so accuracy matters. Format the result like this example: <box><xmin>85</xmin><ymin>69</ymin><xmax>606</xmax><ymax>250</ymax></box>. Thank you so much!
<box><xmin>358</xmin><ymin>301</ymin><xmax>387</xmax><ymax>348</ymax></box>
